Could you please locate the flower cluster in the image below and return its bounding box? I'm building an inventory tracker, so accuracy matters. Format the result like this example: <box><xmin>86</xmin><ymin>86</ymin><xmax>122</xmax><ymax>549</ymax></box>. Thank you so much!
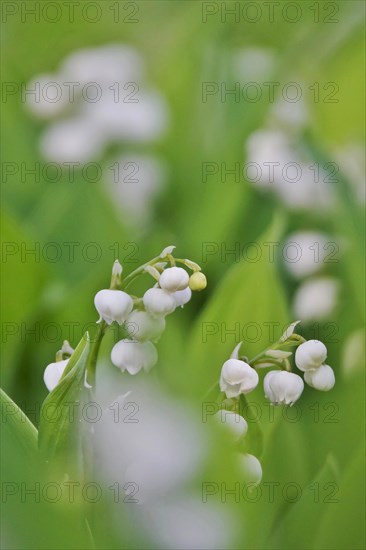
<box><xmin>219</xmin><ymin>322</ymin><xmax>335</xmax><ymax>406</ymax></box>
<box><xmin>215</xmin><ymin>321</ymin><xmax>335</xmax><ymax>484</ymax></box>
<box><xmin>44</xmin><ymin>246</ymin><xmax>207</xmax><ymax>390</ymax></box>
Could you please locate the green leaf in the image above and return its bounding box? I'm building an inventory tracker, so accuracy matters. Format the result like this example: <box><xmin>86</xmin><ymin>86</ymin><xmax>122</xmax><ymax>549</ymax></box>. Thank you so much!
<box><xmin>186</xmin><ymin>215</ymin><xmax>288</xmax><ymax>396</ymax></box>
<box><xmin>38</xmin><ymin>333</ymin><xmax>90</xmax><ymax>469</ymax></box>
<box><xmin>0</xmin><ymin>387</ymin><xmax>38</xmax><ymax>464</ymax></box>
<box><xmin>313</xmin><ymin>446</ymin><xmax>365</xmax><ymax>550</ymax></box>
<box><xmin>1</xmin><ymin>390</ymin><xmax>92</xmax><ymax>549</ymax></box>
<box><xmin>268</xmin><ymin>454</ymin><xmax>339</xmax><ymax>549</ymax></box>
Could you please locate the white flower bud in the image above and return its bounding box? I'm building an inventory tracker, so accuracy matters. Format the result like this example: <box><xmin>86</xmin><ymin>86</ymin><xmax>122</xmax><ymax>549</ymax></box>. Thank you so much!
<box><xmin>112</xmin><ymin>260</ymin><xmax>123</xmax><ymax>277</ymax></box>
<box><xmin>239</xmin><ymin>453</ymin><xmax>262</xmax><ymax>485</ymax></box>
<box><xmin>111</xmin><ymin>340</ymin><xmax>158</xmax><ymax>375</ymax></box>
<box><xmin>304</xmin><ymin>364</ymin><xmax>335</xmax><ymax>391</ymax></box>
<box><xmin>126</xmin><ymin>310</ymin><xmax>165</xmax><ymax>342</ymax></box>
<box><xmin>143</xmin><ymin>288</ymin><xmax>176</xmax><ymax>317</ymax></box>
<box><xmin>44</xmin><ymin>359</ymin><xmax>69</xmax><ymax>392</ymax></box>
<box><xmin>295</xmin><ymin>340</ymin><xmax>327</xmax><ymax>371</ymax></box>
<box><xmin>219</xmin><ymin>359</ymin><xmax>259</xmax><ymax>398</ymax></box>
<box><xmin>264</xmin><ymin>370</ymin><xmax>304</xmax><ymax>405</ymax></box>
<box><xmin>160</xmin><ymin>245</ymin><xmax>176</xmax><ymax>258</ymax></box>
<box><xmin>172</xmin><ymin>287</ymin><xmax>192</xmax><ymax>307</ymax></box>
<box><xmin>189</xmin><ymin>271</ymin><xmax>207</xmax><ymax>291</ymax></box>
<box><xmin>94</xmin><ymin>289</ymin><xmax>133</xmax><ymax>325</ymax></box>
<box><xmin>214</xmin><ymin>410</ymin><xmax>248</xmax><ymax>439</ymax></box>
<box><xmin>159</xmin><ymin>267</ymin><xmax>189</xmax><ymax>292</ymax></box>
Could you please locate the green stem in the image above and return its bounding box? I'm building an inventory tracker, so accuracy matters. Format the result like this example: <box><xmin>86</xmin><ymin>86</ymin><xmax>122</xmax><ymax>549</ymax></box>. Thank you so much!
<box><xmin>85</xmin><ymin>321</ymin><xmax>106</xmax><ymax>386</ymax></box>
<box><xmin>249</xmin><ymin>335</ymin><xmax>305</xmax><ymax>365</ymax></box>
<box><xmin>119</xmin><ymin>255</ymin><xmax>163</xmax><ymax>290</ymax></box>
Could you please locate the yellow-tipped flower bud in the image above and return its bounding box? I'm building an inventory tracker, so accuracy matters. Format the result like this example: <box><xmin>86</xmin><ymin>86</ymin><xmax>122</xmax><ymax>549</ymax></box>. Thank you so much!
<box><xmin>189</xmin><ymin>272</ymin><xmax>207</xmax><ymax>291</ymax></box>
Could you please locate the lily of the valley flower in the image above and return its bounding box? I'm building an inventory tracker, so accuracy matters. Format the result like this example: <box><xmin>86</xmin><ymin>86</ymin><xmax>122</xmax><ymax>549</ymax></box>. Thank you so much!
<box><xmin>143</xmin><ymin>287</ymin><xmax>176</xmax><ymax>317</ymax></box>
<box><xmin>159</xmin><ymin>266</ymin><xmax>189</xmax><ymax>292</ymax></box>
<box><xmin>189</xmin><ymin>271</ymin><xmax>207</xmax><ymax>291</ymax></box>
<box><xmin>264</xmin><ymin>370</ymin><xmax>304</xmax><ymax>405</ymax></box>
<box><xmin>172</xmin><ymin>287</ymin><xmax>192</xmax><ymax>307</ymax></box>
<box><xmin>239</xmin><ymin>453</ymin><xmax>262</xmax><ymax>485</ymax></box>
<box><xmin>220</xmin><ymin>359</ymin><xmax>259</xmax><ymax>398</ymax></box>
<box><xmin>126</xmin><ymin>310</ymin><xmax>166</xmax><ymax>342</ymax></box>
<box><xmin>295</xmin><ymin>339</ymin><xmax>327</xmax><ymax>371</ymax></box>
<box><xmin>304</xmin><ymin>364</ymin><xmax>335</xmax><ymax>391</ymax></box>
<box><xmin>94</xmin><ymin>289</ymin><xmax>133</xmax><ymax>325</ymax></box>
<box><xmin>111</xmin><ymin>339</ymin><xmax>158</xmax><ymax>374</ymax></box>
<box><xmin>44</xmin><ymin>359</ymin><xmax>69</xmax><ymax>392</ymax></box>
<box><xmin>214</xmin><ymin>410</ymin><xmax>248</xmax><ymax>439</ymax></box>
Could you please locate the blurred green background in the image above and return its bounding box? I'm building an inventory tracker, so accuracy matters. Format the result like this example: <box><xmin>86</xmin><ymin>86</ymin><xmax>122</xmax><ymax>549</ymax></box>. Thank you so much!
<box><xmin>1</xmin><ymin>1</ymin><xmax>365</xmax><ymax>549</ymax></box>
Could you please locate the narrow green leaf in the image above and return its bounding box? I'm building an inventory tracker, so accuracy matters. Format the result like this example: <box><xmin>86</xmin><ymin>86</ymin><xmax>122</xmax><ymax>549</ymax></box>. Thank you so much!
<box><xmin>312</xmin><ymin>446</ymin><xmax>365</xmax><ymax>550</ymax></box>
<box><xmin>186</xmin><ymin>215</ymin><xmax>288</xmax><ymax>396</ymax></box>
<box><xmin>268</xmin><ymin>454</ymin><xmax>339</xmax><ymax>549</ymax></box>
<box><xmin>38</xmin><ymin>333</ymin><xmax>90</xmax><ymax>467</ymax></box>
<box><xmin>0</xmin><ymin>387</ymin><xmax>38</xmax><ymax>460</ymax></box>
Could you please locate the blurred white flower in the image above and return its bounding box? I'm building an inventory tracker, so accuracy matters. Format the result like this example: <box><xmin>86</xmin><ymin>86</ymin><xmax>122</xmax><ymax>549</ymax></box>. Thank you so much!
<box><xmin>40</xmin><ymin>117</ymin><xmax>105</xmax><ymax>163</ymax></box>
<box><xmin>238</xmin><ymin>453</ymin><xmax>262</xmax><ymax>485</ymax></box>
<box><xmin>96</xmin><ymin>385</ymin><xmax>206</xmax><ymax>503</ymax></box>
<box><xmin>304</xmin><ymin>364</ymin><xmax>335</xmax><ymax>391</ymax></box>
<box><xmin>82</xmin><ymin>90</ymin><xmax>168</xmax><ymax>142</ymax></box>
<box><xmin>27</xmin><ymin>44</ymin><xmax>169</xmax><ymax>165</ymax></box>
<box><xmin>245</xmin><ymin>129</ymin><xmax>332</xmax><ymax>210</ymax></box>
<box><xmin>214</xmin><ymin>410</ymin><xmax>248</xmax><ymax>439</ymax></box>
<box><xmin>111</xmin><ymin>340</ymin><xmax>158</xmax><ymax>374</ymax></box>
<box><xmin>263</xmin><ymin>370</ymin><xmax>304</xmax><ymax>405</ymax></box>
<box><xmin>106</xmin><ymin>154</ymin><xmax>166</xmax><ymax>227</ymax></box>
<box><xmin>283</xmin><ymin>231</ymin><xmax>333</xmax><ymax>279</ymax></box>
<box><xmin>24</xmin><ymin>74</ymin><xmax>68</xmax><ymax>118</ymax></box>
<box><xmin>219</xmin><ymin>359</ymin><xmax>259</xmax><ymax>398</ymax></box>
<box><xmin>43</xmin><ymin>359</ymin><xmax>68</xmax><ymax>391</ymax></box>
<box><xmin>293</xmin><ymin>277</ymin><xmax>339</xmax><ymax>321</ymax></box>
<box><xmin>295</xmin><ymin>340</ymin><xmax>327</xmax><ymax>372</ymax></box>
<box><xmin>269</xmin><ymin>92</ymin><xmax>310</xmax><ymax>131</ymax></box>
<box><xmin>232</xmin><ymin>47</ymin><xmax>276</xmax><ymax>81</ymax></box>
<box><xmin>142</xmin><ymin>497</ymin><xmax>233</xmax><ymax>550</ymax></box>
<box><xmin>59</xmin><ymin>44</ymin><xmax>143</xmax><ymax>86</ymax></box>
<box><xmin>245</xmin><ymin>128</ymin><xmax>293</xmax><ymax>189</ymax></box>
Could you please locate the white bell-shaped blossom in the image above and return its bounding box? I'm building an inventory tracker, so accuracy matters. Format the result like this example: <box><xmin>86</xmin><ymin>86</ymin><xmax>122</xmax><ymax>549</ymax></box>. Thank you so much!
<box><xmin>159</xmin><ymin>267</ymin><xmax>189</xmax><ymax>292</ymax></box>
<box><xmin>293</xmin><ymin>277</ymin><xmax>339</xmax><ymax>321</ymax></box>
<box><xmin>304</xmin><ymin>364</ymin><xmax>335</xmax><ymax>391</ymax></box>
<box><xmin>264</xmin><ymin>370</ymin><xmax>304</xmax><ymax>405</ymax></box>
<box><xmin>43</xmin><ymin>359</ymin><xmax>69</xmax><ymax>392</ymax></box>
<box><xmin>219</xmin><ymin>359</ymin><xmax>259</xmax><ymax>398</ymax></box>
<box><xmin>283</xmin><ymin>231</ymin><xmax>331</xmax><ymax>279</ymax></box>
<box><xmin>143</xmin><ymin>288</ymin><xmax>176</xmax><ymax>317</ymax></box>
<box><xmin>111</xmin><ymin>340</ymin><xmax>158</xmax><ymax>375</ymax></box>
<box><xmin>295</xmin><ymin>339</ymin><xmax>327</xmax><ymax>371</ymax></box>
<box><xmin>126</xmin><ymin>310</ymin><xmax>165</xmax><ymax>342</ymax></box>
<box><xmin>238</xmin><ymin>453</ymin><xmax>262</xmax><ymax>485</ymax></box>
<box><xmin>94</xmin><ymin>289</ymin><xmax>133</xmax><ymax>325</ymax></box>
<box><xmin>214</xmin><ymin>410</ymin><xmax>248</xmax><ymax>439</ymax></box>
<box><xmin>172</xmin><ymin>287</ymin><xmax>192</xmax><ymax>308</ymax></box>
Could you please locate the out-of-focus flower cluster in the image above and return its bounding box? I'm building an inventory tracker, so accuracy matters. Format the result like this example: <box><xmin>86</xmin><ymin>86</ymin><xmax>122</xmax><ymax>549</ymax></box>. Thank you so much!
<box><xmin>25</xmin><ymin>44</ymin><xmax>169</xmax><ymax>229</ymax></box>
